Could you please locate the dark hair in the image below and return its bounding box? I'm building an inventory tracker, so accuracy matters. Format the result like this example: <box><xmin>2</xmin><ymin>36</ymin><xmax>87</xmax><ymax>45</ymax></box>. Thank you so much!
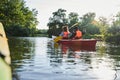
<box><xmin>74</xmin><ymin>26</ymin><xmax>79</xmax><ymax>30</ymax></box>
<box><xmin>63</xmin><ymin>26</ymin><xmax>68</xmax><ymax>31</ymax></box>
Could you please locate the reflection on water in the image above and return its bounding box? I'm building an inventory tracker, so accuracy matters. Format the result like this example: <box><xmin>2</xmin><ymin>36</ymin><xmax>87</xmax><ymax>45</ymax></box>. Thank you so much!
<box><xmin>8</xmin><ymin>37</ymin><xmax>120</xmax><ymax>80</ymax></box>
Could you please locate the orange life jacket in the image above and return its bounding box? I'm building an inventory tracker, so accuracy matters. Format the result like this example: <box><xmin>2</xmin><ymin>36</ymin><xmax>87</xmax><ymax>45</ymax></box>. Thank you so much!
<box><xmin>63</xmin><ymin>31</ymin><xmax>69</xmax><ymax>39</ymax></box>
<box><xmin>74</xmin><ymin>30</ymin><xmax>82</xmax><ymax>39</ymax></box>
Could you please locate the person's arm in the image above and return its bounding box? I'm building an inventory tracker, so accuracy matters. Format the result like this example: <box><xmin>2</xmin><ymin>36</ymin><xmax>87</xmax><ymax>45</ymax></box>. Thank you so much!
<box><xmin>59</xmin><ymin>32</ymin><xmax>64</xmax><ymax>36</ymax></box>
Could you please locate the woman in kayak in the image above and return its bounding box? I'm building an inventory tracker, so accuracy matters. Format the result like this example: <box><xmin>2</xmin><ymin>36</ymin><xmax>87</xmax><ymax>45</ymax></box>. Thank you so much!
<box><xmin>59</xmin><ymin>25</ymin><xmax>71</xmax><ymax>39</ymax></box>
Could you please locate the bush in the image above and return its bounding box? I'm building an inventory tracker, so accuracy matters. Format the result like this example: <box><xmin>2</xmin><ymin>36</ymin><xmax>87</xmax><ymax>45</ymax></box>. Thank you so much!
<box><xmin>105</xmin><ymin>34</ymin><xmax>120</xmax><ymax>45</ymax></box>
<box><xmin>5</xmin><ymin>24</ymin><xmax>30</xmax><ymax>37</ymax></box>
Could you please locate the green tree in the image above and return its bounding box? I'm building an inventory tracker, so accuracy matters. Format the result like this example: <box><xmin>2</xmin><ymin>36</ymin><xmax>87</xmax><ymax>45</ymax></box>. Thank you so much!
<box><xmin>0</xmin><ymin>0</ymin><xmax>38</xmax><ymax>36</ymax></box>
<box><xmin>98</xmin><ymin>17</ymin><xmax>109</xmax><ymax>40</ymax></box>
<box><xmin>106</xmin><ymin>13</ymin><xmax>120</xmax><ymax>44</ymax></box>
<box><xmin>47</xmin><ymin>8</ymin><xmax>68</xmax><ymax>37</ymax></box>
<box><xmin>79</xmin><ymin>12</ymin><xmax>100</xmax><ymax>36</ymax></box>
<box><xmin>108</xmin><ymin>13</ymin><xmax>120</xmax><ymax>35</ymax></box>
<box><xmin>68</xmin><ymin>12</ymin><xmax>79</xmax><ymax>27</ymax></box>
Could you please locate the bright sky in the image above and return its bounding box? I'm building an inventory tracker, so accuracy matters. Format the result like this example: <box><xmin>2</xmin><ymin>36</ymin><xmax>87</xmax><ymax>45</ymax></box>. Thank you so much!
<box><xmin>25</xmin><ymin>0</ymin><xmax>120</xmax><ymax>29</ymax></box>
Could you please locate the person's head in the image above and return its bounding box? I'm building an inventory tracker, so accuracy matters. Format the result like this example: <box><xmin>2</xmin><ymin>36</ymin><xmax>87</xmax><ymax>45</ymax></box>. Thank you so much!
<box><xmin>62</xmin><ymin>26</ymin><xmax>68</xmax><ymax>32</ymax></box>
<box><xmin>74</xmin><ymin>26</ymin><xmax>79</xmax><ymax>31</ymax></box>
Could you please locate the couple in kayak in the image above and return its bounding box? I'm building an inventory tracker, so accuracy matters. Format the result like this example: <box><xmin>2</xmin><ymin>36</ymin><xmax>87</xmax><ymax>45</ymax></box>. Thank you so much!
<box><xmin>59</xmin><ymin>25</ymin><xmax>82</xmax><ymax>39</ymax></box>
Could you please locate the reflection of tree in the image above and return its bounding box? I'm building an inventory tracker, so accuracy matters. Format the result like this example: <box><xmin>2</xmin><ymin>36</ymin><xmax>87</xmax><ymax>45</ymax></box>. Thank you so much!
<box><xmin>96</xmin><ymin>41</ymin><xmax>107</xmax><ymax>57</ymax></box>
<box><xmin>107</xmin><ymin>45</ymin><xmax>120</xmax><ymax>61</ymax></box>
<box><xmin>108</xmin><ymin>46</ymin><xmax>120</xmax><ymax>80</ymax></box>
<box><xmin>8</xmin><ymin>37</ymin><xmax>35</xmax><ymax>80</ymax></box>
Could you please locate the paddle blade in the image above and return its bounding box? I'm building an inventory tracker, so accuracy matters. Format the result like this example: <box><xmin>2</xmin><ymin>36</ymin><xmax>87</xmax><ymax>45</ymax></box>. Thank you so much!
<box><xmin>54</xmin><ymin>36</ymin><xmax>62</xmax><ymax>42</ymax></box>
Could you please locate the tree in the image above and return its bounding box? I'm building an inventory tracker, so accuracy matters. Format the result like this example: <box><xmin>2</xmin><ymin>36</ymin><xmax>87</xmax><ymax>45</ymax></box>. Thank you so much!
<box><xmin>47</xmin><ymin>8</ymin><xmax>68</xmax><ymax>36</ymax></box>
<box><xmin>79</xmin><ymin>12</ymin><xmax>99</xmax><ymax>35</ymax></box>
<box><xmin>106</xmin><ymin>13</ymin><xmax>120</xmax><ymax>44</ymax></box>
<box><xmin>97</xmin><ymin>17</ymin><xmax>109</xmax><ymax>40</ymax></box>
<box><xmin>108</xmin><ymin>13</ymin><xmax>120</xmax><ymax>35</ymax></box>
<box><xmin>0</xmin><ymin>0</ymin><xmax>38</xmax><ymax>36</ymax></box>
<box><xmin>68</xmin><ymin>12</ymin><xmax>79</xmax><ymax>27</ymax></box>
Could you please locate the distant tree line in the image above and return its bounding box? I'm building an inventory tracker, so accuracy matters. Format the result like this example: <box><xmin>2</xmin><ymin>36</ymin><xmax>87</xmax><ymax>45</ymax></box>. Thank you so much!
<box><xmin>47</xmin><ymin>8</ymin><xmax>120</xmax><ymax>45</ymax></box>
<box><xmin>0</xmin><ymin>0</ymin><xmax>38</xmax><ymax>36</ymax></box>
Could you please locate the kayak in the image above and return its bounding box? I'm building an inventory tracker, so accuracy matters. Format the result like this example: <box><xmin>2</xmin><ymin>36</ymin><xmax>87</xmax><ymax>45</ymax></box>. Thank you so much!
<box><xmin>58</xmin><ymin>39</ymin><xmax>97</xmax><ymax>51</ymax></box>
<box><xmin>0</xmin><ymin>22</ymin><xmax>11</xmax><ymax>64</ymax></box>
<box><xmin>0</xmin><ymin>57</ymin><xmax>12</xmax><ymax>80</ymax></box>
<box><xmin>58</xmin><ymin>39</ymin><xmax>97</xmax><ymax>46</ymax></box>
<box><xmin>0</xmin><ymin>22</ymin><xmax>12</xmax><ymax>80</ymax></box>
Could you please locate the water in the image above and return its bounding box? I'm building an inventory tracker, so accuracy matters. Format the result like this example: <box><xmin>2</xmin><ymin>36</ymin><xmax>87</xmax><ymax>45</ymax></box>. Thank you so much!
<box><xmin>8</xmin><ymin>37</ymin><xmax>120</xmax><ymax>80</ymax></box>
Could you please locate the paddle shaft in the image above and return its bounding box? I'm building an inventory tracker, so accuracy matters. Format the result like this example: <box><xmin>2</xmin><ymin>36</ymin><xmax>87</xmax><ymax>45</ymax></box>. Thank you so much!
<box><xmin>69</xmin><ymin>22</ymin><xmax>79</xmax><ymax>30</ymax></box>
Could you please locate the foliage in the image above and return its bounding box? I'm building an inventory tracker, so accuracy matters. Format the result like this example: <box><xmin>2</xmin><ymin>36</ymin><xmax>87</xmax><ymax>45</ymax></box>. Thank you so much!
<box><xmin>47</xmin><ymin>8</ymin><xmax>68</xmax><ymax>36</ymax></box>
<box><xmin>68</xmin><ymin>12</ymin><xmax>79</xmax><ymax>27</ymax></box>
<box><xmin>36</xmin><ymin>29</ymin><xmax>48</xmax><ymax>34</ymax></box>
<box><xmin>0</xmin><ymin>0</ymin><xmax>38</xmax><ymax>36</ymax></box>
<box><xmin>105</xmin><ymin>34</ymin><xmax>120</xmax><ymax>45</ymax></box>
<box><xmin>80</xmin><ymin>12</ymin><xmax>96</xmax><ymax>27</ymax></box>
<box><xmin>105</xmin><ymin>12</ymin><xmax>120</xmax><ymax>44</ymax></box>
<box><xmin>92</xmin><ymin>34</ymin><xmax>103</xmax><ymax>40</ymax></box>
<box><xmin>107</xmin><ymin>26</ymin><xmax>120</xmax><ymax>35</ymax></box>
<box><xmin>6</xmin><ymin>24</ymin><xmax>29</xmax><ymax>36</ymax></box>
<box><xmin>107</xmin><ymin>12</ymin><xmax>120</xmax><ymax>35</ymax></box>
<box><xmin>97</xmin><ymin>17</ymin><xmax>109</xmax><ymax>40</ymax></box>
<box><xmin>82</xmin><ymin>34</ymin><xmax>93</xmax><ymax>39</ymax></box>
<box><xmin>79</xmin><ymin>12</ymin><xmax>100</xmax><ymax>35</ymax></box>
<box><xmin>35</xmin><ymin>29</ymin><xmax>48</xmax><ymax>37</ymax></box>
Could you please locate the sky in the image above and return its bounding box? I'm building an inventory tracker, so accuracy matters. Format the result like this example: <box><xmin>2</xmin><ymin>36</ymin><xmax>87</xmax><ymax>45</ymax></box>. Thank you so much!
<box><xmin>24</xmin><ymin>0</ymin><xmax>120</xmax><ymax>29</ymax></box>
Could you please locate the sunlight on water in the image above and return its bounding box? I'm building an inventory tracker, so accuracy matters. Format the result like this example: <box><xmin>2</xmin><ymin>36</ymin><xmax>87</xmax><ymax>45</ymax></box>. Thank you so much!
<box><xmin>91</xmin><ymin>57</ymin><xmax>116</xmax><ymax>80</ymax></box>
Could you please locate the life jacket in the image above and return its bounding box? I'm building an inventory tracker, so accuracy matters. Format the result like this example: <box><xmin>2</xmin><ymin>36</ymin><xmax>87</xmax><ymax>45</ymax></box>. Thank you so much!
<box><xmin>63</xmin><ymin>31</ymin><xmax>69</xmax><ymax>39</ymax></box>
<box><xmin>74</xmin><ymin>30</ymin><xmax>82</xmax><ymax>39</ymax></box>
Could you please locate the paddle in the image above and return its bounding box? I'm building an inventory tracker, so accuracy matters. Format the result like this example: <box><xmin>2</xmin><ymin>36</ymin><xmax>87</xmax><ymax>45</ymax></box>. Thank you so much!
<box><xmin>69</xmin><ymin>22</ymin><xmax>79</xmax><ymax>29</ymax></box>
<box><xmin>54</xmin><ymin>36</ymin><xmax>62</xmax><ymax>43</ymax></box>
<box><xmin>53</xmin><ymin>22</ymin><xmax>79</xmax><ymax>42</ymax></box>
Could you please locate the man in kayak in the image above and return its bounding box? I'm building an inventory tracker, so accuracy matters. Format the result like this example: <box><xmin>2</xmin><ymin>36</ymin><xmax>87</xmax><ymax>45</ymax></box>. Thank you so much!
<box><xmin>70</xmin><ymin>26</ymin><xmax>82</xmax><ymax>39</ymax></box>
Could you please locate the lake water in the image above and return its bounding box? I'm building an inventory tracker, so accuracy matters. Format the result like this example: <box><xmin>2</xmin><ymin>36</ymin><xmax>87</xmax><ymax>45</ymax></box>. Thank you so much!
<box><xmin>8</xmin><ymin>37</ymin><xmax>120</xmax><ymax>80</ymax></box>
